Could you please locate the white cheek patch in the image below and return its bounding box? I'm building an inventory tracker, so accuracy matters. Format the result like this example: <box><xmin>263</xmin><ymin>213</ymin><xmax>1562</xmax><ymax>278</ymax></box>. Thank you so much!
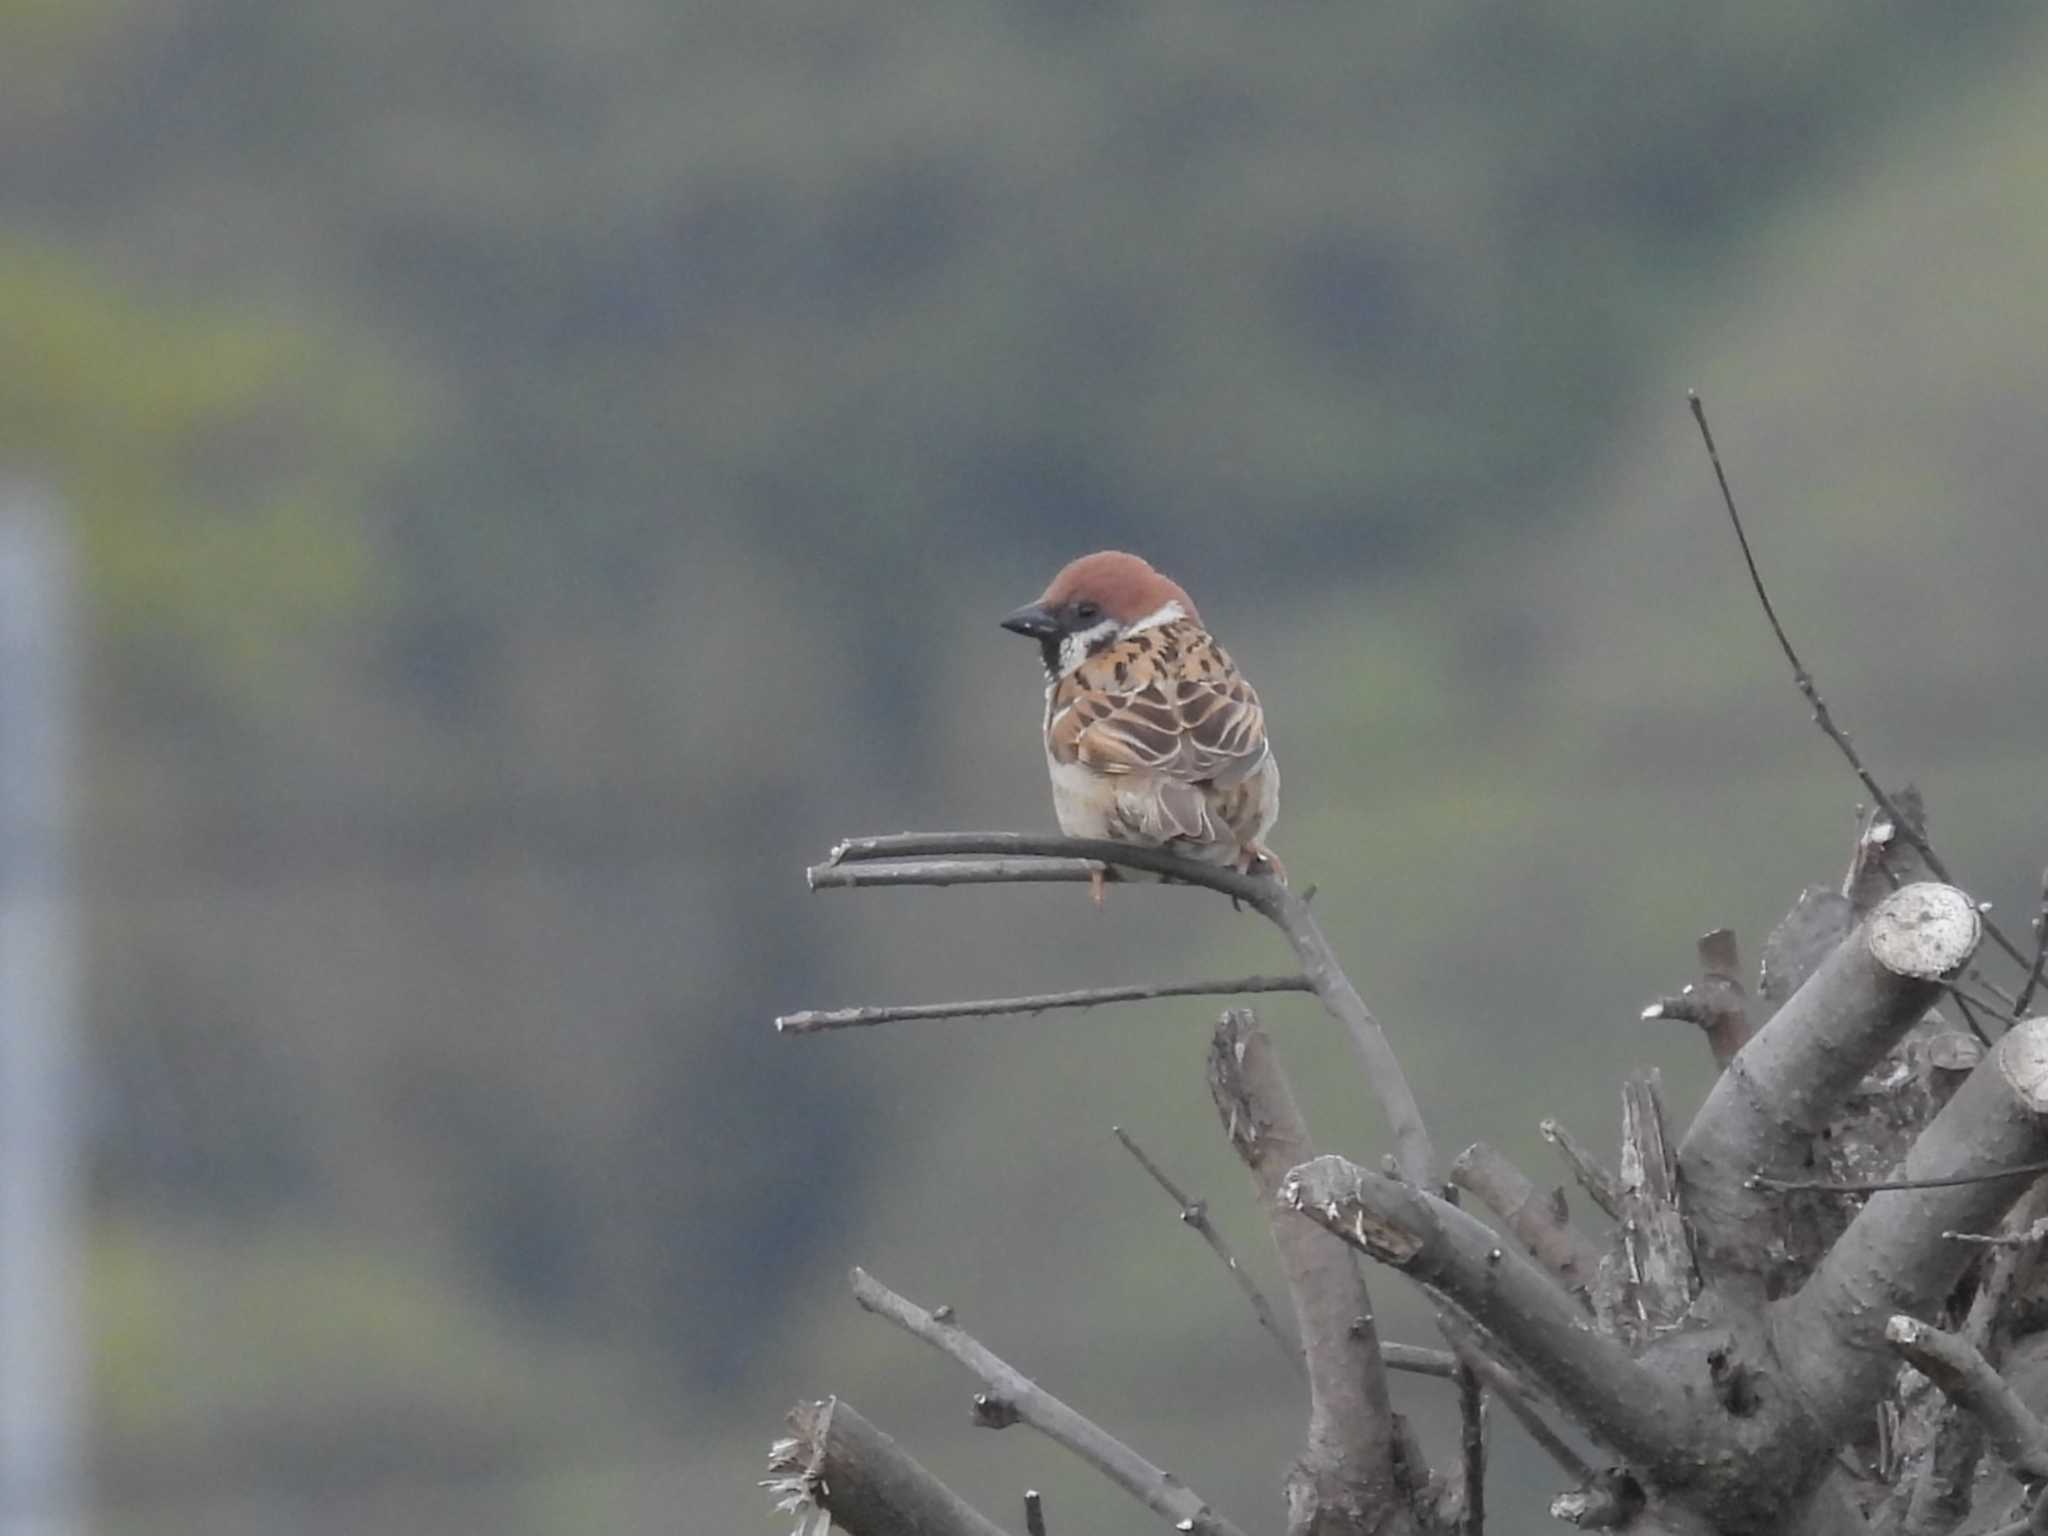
<box><xmin>1055</xmin><ymin>619</ymin><xmax>1121</xmax><ymax>676</ymax></box>
<box><xmin>1124</xmin><ymin>600</ymin><xmax>1185</xmax><ymax>635</ymax></box>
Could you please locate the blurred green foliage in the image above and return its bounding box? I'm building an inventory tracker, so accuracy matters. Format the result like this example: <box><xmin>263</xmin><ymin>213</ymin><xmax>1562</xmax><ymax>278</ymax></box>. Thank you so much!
<box><xmin>0</xmin><ymin>240</ymin><xmax>407</xmax><ymax>700</ymax></box>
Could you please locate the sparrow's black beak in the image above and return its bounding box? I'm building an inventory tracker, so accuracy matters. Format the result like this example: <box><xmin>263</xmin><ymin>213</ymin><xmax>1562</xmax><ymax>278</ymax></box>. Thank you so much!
<box><xmin>999</xmin><ymin>602</ymin><xmax>1061</xmax><ymax>640</ymax></box>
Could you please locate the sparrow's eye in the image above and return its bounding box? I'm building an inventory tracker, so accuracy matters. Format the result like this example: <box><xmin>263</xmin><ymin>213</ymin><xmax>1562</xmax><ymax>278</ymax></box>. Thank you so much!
<box><xmin>1074</xmin><ymin>600</ymin><xmax>1101</xmax><ymax>623</ymax></box>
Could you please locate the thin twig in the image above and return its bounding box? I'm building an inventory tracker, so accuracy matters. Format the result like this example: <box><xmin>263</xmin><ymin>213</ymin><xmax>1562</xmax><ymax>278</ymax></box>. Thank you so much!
<box><xmin>1947</xmin><ymin>982</ymin><xmax>2024</xmax><ymax>1029</ymax></box>
<box><xmin>812</xmin><ymin>831</ymin><xmax>1437</xmax><ymax>1189</ymax></box>
<box><xmin>1540</xmin><ymin>1119</ymin><xmax>1623</xmax><ymax>1221</ymax></box>
<box><xmin>1948</xmin><ymin>984</ymin><xmax>1998</xmax><ymax>1048</ymax></box>
<box><xmin>850</xmin><ymin>1267</ymin><xmax>1251</xmax><ymax>1536</ymax></box>
<box><xmin>1949</xmin><ymin>1216</ymin><xmax>2048</xmax><ymax>1248</ymax></box>
<box><xmin>1382</xmin><ymin>1342</ymin><xmax>1461</xmax><ymax>1378</ymax></box>
<box><xmin>2016</xmin><ymin>867</ymin><xmax>2048</xmax><ymax>1019</ymax></box>
<box><xmin>1458</xmin><ymin>1362</ymin><xmax>1487</xmax><ymax>1536</ymax></box>
<box><xmin>775</xmin><ymin>976</ymin><xmax>1313</xmax><ymax>1033</ymax></box>
<box><xmin>811</xmin><ymin>857</ymin><xmax>1108</xmax><ymax>890</ymax></box>
<box><xmin>825</xmin><ymin>833</ymin><xmax>1270</xmax><ymax>902</ymax></box>
<box><xmin>1435</xmin><ymin>1310</ymin><xmax>1596</xmax><ymax>1483</ymax></box>
<box><xmin>1687</xmin><ymin>390</ymin><xmax>2029</xmax><ymax>975</ymax></box>
<box><xmin>1747</xmin><ymin>1160</ymin><xmax>2048</xmax><ymax>1196</ymax></box>
<box><xmin>1111</xmin><ymin>1124</ymin><xmax>1303</xmax><ymax>1376</ymax></box>
<box><xmin>1024</xmin><ymin>1490</ymin><xmax>1047</xmax><ymax>1536</ymax></box>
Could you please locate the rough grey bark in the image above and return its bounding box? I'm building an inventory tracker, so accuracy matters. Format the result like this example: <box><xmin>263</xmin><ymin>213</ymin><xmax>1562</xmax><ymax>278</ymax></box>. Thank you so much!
<box><xmin>1209</xmin><ymin>1008</ymin><xmax>1428</xmax><ymax>1536</ymax></box>
<box><xmin>1774</xmin><ymin>1018</ymin><xmax>2048</xmax><ymax>1446</ymax></box>
<box><xmin>1884</xmin><ymin>1316</ymin><xmax>2048</xmax><ymax>1480</ymax></box>
<box><xmin>1679</xmin><ymin>882</ymin><xmax>1981</xmax><ymax>1291</ymax></box>
<box><xmin>1450</xmin><ymin>1142</ymin><xmax>1601</xmax><ymax>1308</ymax></box>
<box><xmin>1281</xmin><ymin>1154</ymin><xmax>1700</xmax><ymax>1471</ymax></box>
<box><xmin>780</xmin><ymin>825</ymin><xmax>2048</xmax><ymax>1536</ymax></box>
<box><xmin>765</xmin><ymin>1397</ymin><xmax>1014</xmax><ymax>1536</ymax></box>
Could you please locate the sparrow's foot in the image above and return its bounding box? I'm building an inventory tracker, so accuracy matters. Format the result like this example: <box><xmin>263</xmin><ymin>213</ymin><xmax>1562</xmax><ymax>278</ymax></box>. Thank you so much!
<box><xmin>1089</xmin><ymin>866</ymin><xmax>1108</xmax><ymax>906</ymax></box>
<box><xmin>1242</xmin><ymin>845</ymin><xmax>1288</xmax><ymax>886</ymax></box>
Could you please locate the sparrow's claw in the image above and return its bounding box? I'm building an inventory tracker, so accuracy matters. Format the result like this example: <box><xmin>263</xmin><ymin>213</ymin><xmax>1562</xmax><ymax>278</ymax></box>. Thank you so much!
<box><xmin>1242</xmin><ymin>845</ymin><xmax>1287</xmax><ymax>886</ymax></box>
<box><xmin>1090</xmin><ymin>866</ymin><xmax>1107</xmax><ymax>907</ymax></box>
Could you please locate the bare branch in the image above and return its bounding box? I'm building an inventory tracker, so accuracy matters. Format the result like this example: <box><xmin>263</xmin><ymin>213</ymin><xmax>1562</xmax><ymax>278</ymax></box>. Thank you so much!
<box><xmin>1449</xmin><ymin>1142</ymin><xmax>1600</xmax><ymax>1306</ymax></box>
<box><xmin>1281</xmin><ymin>1154</ymin><xmax>1702</xmax><ymax>1470</ymax></box>
<box><xmin>1207</xmin><ymin>1009</ymin><xmax>1418</xmax><ymax>1535</ymax></box>
<box><xmin>1679</xmin><ymin>882</ymin><xmax>1980</xmax><ymax>1287</ymax></box>
<box><xmin>1540</xmin><ymin>1119</ymin><xmax>1623</xmax><ymax>1221</ymax></box>
<box><xmin>826</xmin><ymin>832</ymin><xmax>1270</xmax><ymax>901</ymax></box>
<box><xmin>1773</xmin><ymin>1018</ymin><xmax>2048</xmax><ymax>1444</ymax></box>
<box><xmin>765</xmin><ymin>1397</ymin><xmax>1013</xmax><ymax>1536</ymax></box>
<box><xmin>1884</xmin><ymin>1316</ymin><xmax>2048</xmax><ymax>1481</ymax></box>
<box><xmin>1457</xmin><ymin>1362</ymin><xmax>1486</xmax><ymax>1536</ymax></box>
<box><xmin>1433</xmin><ymin>1310</ymin><xmax>1593</xmax><ymax>1484</ymax></box>
<box><xmin>1383</xmin><ymin>1342</ymin><xmax>1461</xmax><ymax>1378</ymax></box>
<box><xmin>849</xmin><ymin>1267</ymin><xmax>1251</xmax><ymax>1536</ymax></box>
<box><xmin>2018</xmin><ymin>868</ymin><xmax>2048</xmax><ymax>1020</ymax></box>
<box><xmin>1747</xmin><ymin>1160</ymin><xmax>2048</xmax><ymax>1196</ymax></box>
<box><xmin>1956</xmin><ymin>1213</ymin><xmax>2048</xmax><ymax>1249</ymax></box>
<box><xmin>1688</xmin><ymin>391</ymin><xmax>2028</xmax><ymax>975</ymax></box>
<box><xmin>776</xmin><ymin>976</ymin><xmax>1313</xmax><ymax>1033</ymax></box>
<box><xmin>1111</xmin><ymin>1123</ymin><xmax>1303</xmax><ymax>1376</ymax></box>
<box><xmin>811</xmin><ymin>856</ymin><xmax>1109</xmax><ymax>889</ymax></box>
<box><xmin>812</xmin><ymin>831</ymin><xmax>1437</xmax><ymax>1188</ymax></box>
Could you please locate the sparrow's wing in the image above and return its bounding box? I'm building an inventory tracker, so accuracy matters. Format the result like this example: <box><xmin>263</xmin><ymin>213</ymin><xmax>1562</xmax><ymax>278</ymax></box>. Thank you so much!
<box><xmin>1050</xmin><ymin>623</ymin><xmax>1269</xmax><ymax>787</ymax></box>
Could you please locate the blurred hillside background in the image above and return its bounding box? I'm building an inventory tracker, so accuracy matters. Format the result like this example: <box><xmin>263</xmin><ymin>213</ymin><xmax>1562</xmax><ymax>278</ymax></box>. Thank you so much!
<box><xmin>5</xmin><ymin>4</ymin><xmax>2048</xmax><ymax>1533</ymax></box>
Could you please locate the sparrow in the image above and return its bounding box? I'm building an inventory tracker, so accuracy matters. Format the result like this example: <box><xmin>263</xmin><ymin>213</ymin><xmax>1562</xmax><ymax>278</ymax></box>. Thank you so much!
<box><xmin>1001</xmin><ymin>550</ymin><xmax>1283</xmax><ymax>900</ymax></box>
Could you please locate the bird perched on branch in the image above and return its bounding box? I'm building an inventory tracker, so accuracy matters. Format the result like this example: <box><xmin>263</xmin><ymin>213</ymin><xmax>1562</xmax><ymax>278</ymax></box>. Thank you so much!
<box><xmin>1001</xmin><ymin>551</ymin><xmax>1283</xmax><ymax>900</ymax></box>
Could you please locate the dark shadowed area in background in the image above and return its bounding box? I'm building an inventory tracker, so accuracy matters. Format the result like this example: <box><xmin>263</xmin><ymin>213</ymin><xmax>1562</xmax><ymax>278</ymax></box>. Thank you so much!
<box><xmin>4</xmin><ymin>4</ymin><xmax>2048</xmax><ymax>1531</ymax></box>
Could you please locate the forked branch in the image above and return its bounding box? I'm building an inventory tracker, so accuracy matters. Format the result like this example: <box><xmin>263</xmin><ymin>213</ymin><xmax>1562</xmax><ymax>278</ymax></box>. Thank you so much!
<box><xmin>799</xmin><ymin>831</ymin><xmax>1438</xmax><ymax>1188</ymax></box>
<box><xmin>1280</xmin><ymin>1154</ymin><xmax>1701</xmax><ymax>1471</ymax></box>
<box><xmin>850</xmin><ymin>1266</ymin><xmax>1251</xmax><ymax>1536</ymax></box>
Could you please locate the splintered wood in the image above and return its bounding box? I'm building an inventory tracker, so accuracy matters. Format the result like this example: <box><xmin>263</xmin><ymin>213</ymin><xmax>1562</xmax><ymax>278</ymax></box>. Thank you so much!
<box><xmin>1600</xmin><ymin>1073</ymin><xmax>1697</xmax><ymax>1344</ymax></box>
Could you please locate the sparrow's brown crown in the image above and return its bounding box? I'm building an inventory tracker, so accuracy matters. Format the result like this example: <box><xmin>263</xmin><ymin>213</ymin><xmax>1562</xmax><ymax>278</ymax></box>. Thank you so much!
<box><xmin>1036</xmin><ymin>550</ymin><xmax>1200</xmax><ymax>628</ymax></box>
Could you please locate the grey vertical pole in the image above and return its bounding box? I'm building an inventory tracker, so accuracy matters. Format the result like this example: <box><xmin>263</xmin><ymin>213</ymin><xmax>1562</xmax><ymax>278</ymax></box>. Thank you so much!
<box><xmin>0</xmin><ymin>484</ymin><xmax>81</xmax><ymax>1536</ymax></box>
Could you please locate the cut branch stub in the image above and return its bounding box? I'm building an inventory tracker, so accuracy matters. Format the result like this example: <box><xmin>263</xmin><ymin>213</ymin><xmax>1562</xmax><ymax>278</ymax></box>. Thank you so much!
<box><xmin>1679</xmin><ymin>882</ymin><xmax>1980</xmax><ymax>1291</ymax></box>
<box><xmin>1772</xmin><ymin>1017</ymin><xmax>2048</xmax><ymax>1450</ymax></box>
<box><xmin>1643</xmin><ymin>930</ymin><xmax>1752</xmax><ymax>1070</ymax></box>
<box><xmin>766</xmin><ymin>1397</ymin><xmax>1014</xmax><ymax>1536</ymax></box>
<box><xmin>1281</xmin><ymin>1154</ymin><xmax>1703</xmax><ymax>1474</ymax></box>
